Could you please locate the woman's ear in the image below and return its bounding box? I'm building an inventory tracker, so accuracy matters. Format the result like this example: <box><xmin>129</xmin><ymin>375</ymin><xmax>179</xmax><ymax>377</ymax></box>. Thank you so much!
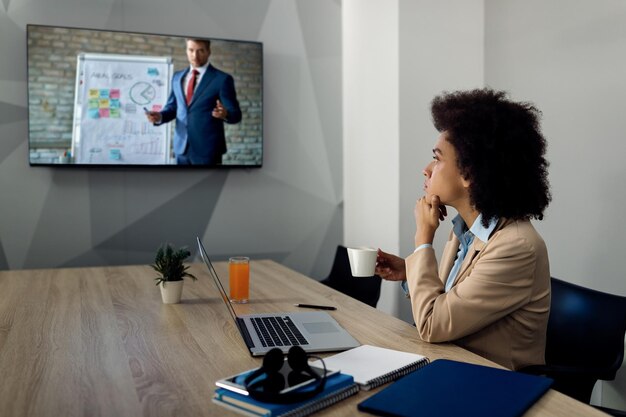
<box><xmin>462</xmin><ymin>176</ymin><xmax>471</xmax><ymax>189</ymax></box>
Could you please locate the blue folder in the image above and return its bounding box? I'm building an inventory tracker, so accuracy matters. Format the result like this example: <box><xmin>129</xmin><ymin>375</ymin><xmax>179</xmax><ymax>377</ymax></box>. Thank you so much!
<box><xmin>358</xmin><ymin>359</ymin><xmax>553</xmax><ymax>417</ymax></box>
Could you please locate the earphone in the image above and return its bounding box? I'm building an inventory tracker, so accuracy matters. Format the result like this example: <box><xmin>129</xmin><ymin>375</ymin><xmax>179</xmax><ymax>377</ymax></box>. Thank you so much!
<box><xmin>243</xmin><ymin>346</ymin><xmax>327</xmax><ymax>403</ymax></box>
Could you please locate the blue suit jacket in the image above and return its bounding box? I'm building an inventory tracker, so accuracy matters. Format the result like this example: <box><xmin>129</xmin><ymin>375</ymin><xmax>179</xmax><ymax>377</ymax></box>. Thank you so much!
<box><xmin>159</xmin><ymin>64</ymin><xmax>241</xmax><ymax>164</ymax></box>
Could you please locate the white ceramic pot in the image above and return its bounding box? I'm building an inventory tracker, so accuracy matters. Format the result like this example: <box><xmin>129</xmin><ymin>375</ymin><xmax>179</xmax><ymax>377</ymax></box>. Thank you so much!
<box><xmin>159</xmin><ymin>280</ymin><xmax>184</xmax><ymax>304</ymax></box>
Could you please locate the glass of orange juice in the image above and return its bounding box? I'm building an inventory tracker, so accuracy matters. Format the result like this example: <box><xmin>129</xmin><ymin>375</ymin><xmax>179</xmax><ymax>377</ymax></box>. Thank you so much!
<box><xmin>229</xmin><ymin>257</ymin><xmax>250</xmax><ymax>303</ymax></box>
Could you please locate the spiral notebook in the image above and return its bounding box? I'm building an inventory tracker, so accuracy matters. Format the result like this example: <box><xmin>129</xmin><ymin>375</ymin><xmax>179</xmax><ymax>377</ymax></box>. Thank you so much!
<box><xmin>310</xmin><ymin>345</ymin><xmax>429</xmax><ymax>390</ymax></box>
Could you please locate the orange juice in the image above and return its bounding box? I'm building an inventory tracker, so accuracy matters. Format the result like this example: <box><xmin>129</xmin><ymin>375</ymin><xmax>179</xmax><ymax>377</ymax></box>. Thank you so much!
<box><xmin>229</xmin><ymin>257</ymin><xmax>250</xmax><ymax>303</ymax></box>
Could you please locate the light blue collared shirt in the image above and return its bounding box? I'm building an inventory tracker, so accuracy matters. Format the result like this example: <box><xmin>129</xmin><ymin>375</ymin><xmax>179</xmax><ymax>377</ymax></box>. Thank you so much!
<box><xmin>402</xmin><ymin>214</ymin><xmax>498</xmax><ymax>295</ymax></box>
<box><xmin>444</xmin><ymin>214</ymin><xmax>497</xmax><ymax>291</ymax></box>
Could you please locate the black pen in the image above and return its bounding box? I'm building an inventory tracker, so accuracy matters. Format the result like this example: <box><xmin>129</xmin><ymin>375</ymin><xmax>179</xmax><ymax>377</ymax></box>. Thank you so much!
<box><xmin>294</xmin><ymin>303</ymin><xmax>337</xmax><ymax>311</ymax></box>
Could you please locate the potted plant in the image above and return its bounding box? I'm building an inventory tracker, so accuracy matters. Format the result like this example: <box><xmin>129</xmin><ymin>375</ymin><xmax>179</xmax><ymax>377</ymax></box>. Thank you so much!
<box><xmin>152</xmin><ymin>243</ymin><xmax>197</xmax><ymax>304</ymax></box>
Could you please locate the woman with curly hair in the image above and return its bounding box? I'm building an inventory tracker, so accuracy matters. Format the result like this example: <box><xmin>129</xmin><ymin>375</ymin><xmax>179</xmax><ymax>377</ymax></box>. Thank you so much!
<box><xmin>376</xmin><ymin>88</ymin><xmax>551</xmax><ymax>370</ymax></box>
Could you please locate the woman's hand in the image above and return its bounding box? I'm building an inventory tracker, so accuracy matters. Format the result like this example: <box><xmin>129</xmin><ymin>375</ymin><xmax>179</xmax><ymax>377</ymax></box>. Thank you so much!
<box><xmin>414</xmin><ymin>195</ymin><xmax>447</xmax><ymax>246</ymax></box>
<box><xmin>375</xmin><ymin>249</ymin><xmax>407</xmax><ymax>281</ymax></box>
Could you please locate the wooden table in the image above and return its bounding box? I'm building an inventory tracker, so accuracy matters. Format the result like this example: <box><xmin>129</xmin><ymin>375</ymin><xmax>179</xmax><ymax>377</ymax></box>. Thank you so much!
<box><xmin>0</xmin><ymin>261</ymin><xmax>607</xmax><ymax>416</ymax></box>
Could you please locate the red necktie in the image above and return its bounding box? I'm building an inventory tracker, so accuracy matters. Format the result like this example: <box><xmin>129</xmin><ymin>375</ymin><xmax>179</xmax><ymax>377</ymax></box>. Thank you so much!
<box><xmin>186</xmin><ymin>69</ymin><xmax>198</xmax><ymax>105</ymax></box>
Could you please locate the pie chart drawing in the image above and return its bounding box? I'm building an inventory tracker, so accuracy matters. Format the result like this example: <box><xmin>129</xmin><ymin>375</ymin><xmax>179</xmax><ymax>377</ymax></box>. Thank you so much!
<box><xmin>130</xmin><ymin>82</ymin><xmax>156</xmax><ymax>105</ymax></box>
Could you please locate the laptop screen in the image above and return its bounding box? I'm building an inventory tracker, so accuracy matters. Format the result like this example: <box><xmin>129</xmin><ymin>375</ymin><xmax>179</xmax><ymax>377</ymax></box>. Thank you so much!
<box><xmin>196</xmin><ymin>237</ymin><xmax>239</xmax><ymax>322</ymax></box>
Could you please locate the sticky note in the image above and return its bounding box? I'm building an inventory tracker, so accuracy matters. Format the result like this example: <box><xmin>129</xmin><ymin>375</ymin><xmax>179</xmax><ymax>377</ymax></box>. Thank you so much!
<box><xmin>109</xmin><ymin>149</ymin><xmax>121</xmax><ymax>160</ymax></box>
<box><xmin>110</xmin><ymin>108</ymin><xmax>121</xmax><ymax>118</ymax></box>
<box><xmin>99</xmin><ymin>108</ymin><xmax>110</xmax><ymax>118</ymax></box>
<box><xmin>88</xmin><ymin>89</ymin><xmax>99</xmax><ymax>99</ymax></box>
<box><xmin>110</xmin><ymin>89</ymin><xmax>120</xmax><ymax>99</ymax></box>
<box><xmin>88</xmin><ymin>99</ymin><xmax>99</xmax><ymax>109</ymax></box>
<box><xmin>147</xmin><ymin>68</ymin><xmax>159</xmax><ymax>76</ymax></box>
<box><xmin>88</xmin><ymin>108</ymin><xmax>100</xmax><ymax>119</ymax></box>
<box><xmin>110</xmin><ymin>99</ymin><xmax>121</xmax><ymax>109</ymax></box>
<box><xmin>99</xmin><ymin>99</ymin><xmax>110</xmax><ymax>108</ymax></box>
<box><xmin>99</xmin><ymin>89</ymin><xmax>110</xmax><ymax>98</ymax></box>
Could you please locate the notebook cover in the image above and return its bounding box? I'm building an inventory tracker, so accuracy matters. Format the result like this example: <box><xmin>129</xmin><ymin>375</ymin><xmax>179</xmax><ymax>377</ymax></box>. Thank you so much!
<box><xmin>357</xmin><ymin>359</ymin><xmax>553</xmax><ymax>417</ymax></box>
<box><xmin>214</xmin><ymin>372</ymin><xmax>357</xmax><ymax>417</ymax></box>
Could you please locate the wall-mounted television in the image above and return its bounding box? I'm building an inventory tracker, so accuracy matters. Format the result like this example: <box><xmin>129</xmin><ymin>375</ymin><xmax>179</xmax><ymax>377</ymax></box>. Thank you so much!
<box><xmin>27</xmin><ymin>24</ymin><xmax>263</xmax><ymax>167</ymax></box>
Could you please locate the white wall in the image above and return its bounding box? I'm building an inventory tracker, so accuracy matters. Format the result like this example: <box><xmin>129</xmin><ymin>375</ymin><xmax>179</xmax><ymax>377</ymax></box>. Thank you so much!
<box><xmin>485</xmin><ymin>0</ymin><xmax>626</xmax><ymax>409</ymax></box>
<box><xmin>485</xmin><ymin>0</ymin><xmax>626</xmax><ymax>297</ymax></box>
<box><xmin>397</xmin><ymin>0</ymin><xmax>484</xmax><ymax>321</ymax></box>
<box><xmin>343</xmin><ymin>0</ymin><xmax>484</xmax><ymax>319</ymax></box>
<box><xmin>343</xmin><ymin>0</ymin><xmax>400</xmax><ymax>315</ymax></box>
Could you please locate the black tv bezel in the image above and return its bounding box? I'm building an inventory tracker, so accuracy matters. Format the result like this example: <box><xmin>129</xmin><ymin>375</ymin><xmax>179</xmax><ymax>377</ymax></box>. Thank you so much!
<box><xmin>26</xmin><ymin>23</ymin><xmax>263</xmax><ymax>169</ymax></box>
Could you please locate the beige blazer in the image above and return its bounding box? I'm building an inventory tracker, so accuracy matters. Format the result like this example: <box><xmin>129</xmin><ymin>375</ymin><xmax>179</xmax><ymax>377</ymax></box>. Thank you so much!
<box><xmin>405</xmin><ymin>218</ymin><xmax>550</xmax><ymax>370</ymax></box>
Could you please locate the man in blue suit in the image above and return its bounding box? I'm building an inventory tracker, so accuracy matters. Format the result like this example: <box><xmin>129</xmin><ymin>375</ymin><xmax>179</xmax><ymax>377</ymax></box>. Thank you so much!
<box><xmin>146</xmin><ymin>39</ymin><xmax>242</xmax><ymax>165</ymax></box>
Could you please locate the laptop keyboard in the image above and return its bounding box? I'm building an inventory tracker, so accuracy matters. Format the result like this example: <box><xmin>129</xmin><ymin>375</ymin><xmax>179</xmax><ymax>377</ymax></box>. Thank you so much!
<box><xmin>251</xmin><ymin>316</ymin><xmax>309</xmax><ymax>347</ymax></box>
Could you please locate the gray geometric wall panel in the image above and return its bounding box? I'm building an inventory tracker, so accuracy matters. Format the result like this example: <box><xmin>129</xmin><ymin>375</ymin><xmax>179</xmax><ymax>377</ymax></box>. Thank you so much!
<box><xmin>0</xmin><ymin>0</ymin><xmax>342</xmax><ymax>281</ymax></box>
<box><xmin>0</xmin><ymin>239</ymin><xmax>7</xmax><ymax>270</ymax></box>
<box><xmin>0</xmin><ymin>101</ymin><xmax>25</xmax><ymax>125</ymax></box>
<box><xmin>0</xmin><ymin>11</ymin><xmax>25</xmax><ymax>82</ymax></box>
<box><xmin>0</xmin><ymin>118</ymin><xmax>26</xmax><ymax>164</ymax></box>
<box><xmin>294</xmin><ymin>0</ymin><xmax>342</xmax><ymax>201</ymax></box>
<box><xmin>100</xmin><ymin>174</ymin><xmax>227</xmax><ymax>252</ymax></box>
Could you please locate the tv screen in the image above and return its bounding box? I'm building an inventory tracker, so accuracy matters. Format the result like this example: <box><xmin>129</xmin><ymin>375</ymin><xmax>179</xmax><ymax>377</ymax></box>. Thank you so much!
<box><xmin>27</xmin><ymin>24</ymin><xmax>263</xmax><ymax>167</ymax></box>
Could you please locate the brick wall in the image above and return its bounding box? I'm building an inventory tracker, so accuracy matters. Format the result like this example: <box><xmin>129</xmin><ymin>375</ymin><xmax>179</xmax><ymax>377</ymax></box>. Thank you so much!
<box><xmin>27</xmin><ymin>25</ymin><xmax>262</xmax><ymax>165</ymax></box>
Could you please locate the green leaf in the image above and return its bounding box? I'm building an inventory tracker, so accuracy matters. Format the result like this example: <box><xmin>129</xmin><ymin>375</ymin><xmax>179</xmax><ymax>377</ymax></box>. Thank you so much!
<box><xmin>150</xmin><ymin>243</ymin><xmax>196</xmax><ymax>283</ymax></box>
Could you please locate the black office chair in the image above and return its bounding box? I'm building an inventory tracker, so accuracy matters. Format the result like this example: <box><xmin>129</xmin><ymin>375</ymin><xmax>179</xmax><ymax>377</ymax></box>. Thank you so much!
<box><xmin>520</xmin><ymin>277</ymin><xmax>626</xmax><ymax>415</ymax></box>
<box><xmin>320</xmin><ymin>245</ymin><xmax>382</xmax><ymax>308</ymax></box>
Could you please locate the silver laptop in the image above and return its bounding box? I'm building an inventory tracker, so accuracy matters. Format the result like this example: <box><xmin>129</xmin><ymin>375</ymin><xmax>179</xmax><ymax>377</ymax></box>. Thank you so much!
<box><xmin>197</xmin><ymin>237</ymin><xmax>360</xmax><ymax>356</ymax></box>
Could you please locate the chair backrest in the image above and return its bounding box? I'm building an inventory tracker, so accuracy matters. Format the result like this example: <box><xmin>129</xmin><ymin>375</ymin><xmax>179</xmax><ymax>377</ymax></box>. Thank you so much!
<box><xmin>320</xmin><ymin>245</ymin><xmax>382</xmax><ymax>307</ymax></box>
<box><xmin>547</xmin><ymin>277</ymin><xmax>626</xmax><ymax>380</ymax></box>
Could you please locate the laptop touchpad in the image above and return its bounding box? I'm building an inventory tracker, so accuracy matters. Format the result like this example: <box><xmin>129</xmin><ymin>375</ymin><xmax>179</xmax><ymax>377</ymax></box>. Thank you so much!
<box><xmin>302</xmin><ymin>322</ymin><xmax>339</xmax><ymax>334</ymax></box>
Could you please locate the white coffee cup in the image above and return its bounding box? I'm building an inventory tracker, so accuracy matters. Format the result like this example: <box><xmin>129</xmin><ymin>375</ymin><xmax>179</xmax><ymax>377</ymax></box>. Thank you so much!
<box><xmin>347</xmin><ymin>247</ymin><xmax>377</xmax><ymax>277</ymax></box>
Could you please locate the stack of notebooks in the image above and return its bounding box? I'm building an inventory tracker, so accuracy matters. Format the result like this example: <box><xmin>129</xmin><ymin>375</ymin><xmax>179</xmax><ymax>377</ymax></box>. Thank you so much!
<box><xmin>213</xmin><ymin>345</ymin><xmax>429</xmax><ymax>417</ymax></box>
<box><xmin>213</xmin><ymin>371</ymin><xmax>358</xmax><ymax>417</ymax></box>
